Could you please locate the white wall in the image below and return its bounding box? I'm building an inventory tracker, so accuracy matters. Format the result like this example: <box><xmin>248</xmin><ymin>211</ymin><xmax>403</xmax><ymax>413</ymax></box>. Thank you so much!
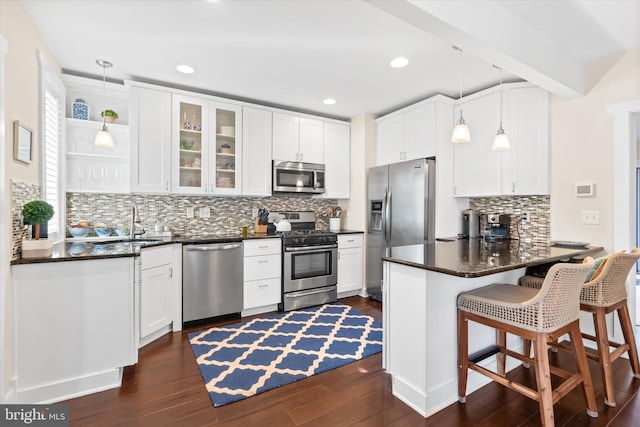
<box><xmin>550</xmin><ymin>49</ymin><xmax>640</xmax><ymax>251</ymax></box>
<box><xmin>340</xmin><ymin>113</ymin><xmax>376</xmax><ymax>232</ymax></box>
<box><xmin>0</xmin><ymin>0</ymin><xmax>61</xmax><ymax>402</ymax></box>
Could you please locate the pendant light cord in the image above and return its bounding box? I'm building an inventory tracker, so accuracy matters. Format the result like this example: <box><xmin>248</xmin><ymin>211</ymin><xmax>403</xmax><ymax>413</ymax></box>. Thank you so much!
<box><xmin>455</xmin><ymin>46</ymin><xmax>464</xmax><ymax>120</ymax></box>
<box><xmin>101</xmin><ymin>62</ymin><xmax>106</xmax><ymax>129</ymax></box>
<box><xmin>499</xmin><ymin>67</ymin><xmax>503</xmax><ymax>129</ymax></box>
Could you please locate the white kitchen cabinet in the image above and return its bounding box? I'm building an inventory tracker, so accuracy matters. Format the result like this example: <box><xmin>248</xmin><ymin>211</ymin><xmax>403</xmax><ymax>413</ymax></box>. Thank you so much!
<box><xmin>453</xmin><ymin>83</ymin><xmax>549</xmax><ymax>197</ymax></box>
<box><xmin>171</xmin><ymin>95</ymin><xmax>243</xmax><ymax>195</ymax></box>
<box><xmin>272</xmin><ymin>112</ymin><xmax>323</xmax><ymax>163</ymax></box>
<box><xmin>64</xmin><ymin>74</ymin><xmax>130</xmax><ymax>194</ymax></box>
<box><xmin>242</xmin><ymin>107</ymin><xmax>273</xmax><ymax>196</ymax></box>
<box><xmin>129</xmin><ymin>85</ymin><xmax>172</xmax><ymax>193</ymax></box>
<box><xmin>453</xmin><ymin>91</ymin><xmax>502</xmax><ymax>197</ymax></box>
<box><xmin>138</xmin><ymin>245</ymin><xmax>175</xmax><ymax>347</ymax></box>
<box><xmin>337</xmin><ymin>234</ymin><xmax>363</xmax><ymax>296</ymax></box>
<box><xmin>376</xmin><ymin>102</ymin><xmax>436</xmax><ymax>166</ymax></box>
<box><xmin>323</xmin><ymin>122</ymin><xmax>351</xmax><ymax>199</ymax></box>
<box><xmin>12</xmin><ymin>258</ymin><xmax>137</xmax><ymax>403</ymax></box>
<box><xmin>243</xmin><ymin>238</ymin><xmax>282</xmax><ymax>316</ymax></box>
<box><xmin>501</xmin><ymin>86</ymin><xmax>549</xmax><ymax>195</ymax></box>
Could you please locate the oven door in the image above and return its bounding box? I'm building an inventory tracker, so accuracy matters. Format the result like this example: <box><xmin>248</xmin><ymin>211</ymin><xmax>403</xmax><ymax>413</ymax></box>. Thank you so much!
<box><xmin>283</xmin><ymin>244</ymin><xmax>337</xmax><ymax>292</ymax></box>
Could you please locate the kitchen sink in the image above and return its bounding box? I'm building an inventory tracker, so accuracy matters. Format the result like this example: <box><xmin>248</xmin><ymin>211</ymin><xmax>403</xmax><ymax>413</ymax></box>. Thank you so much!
<box><xmin>89</xmin><ymin>238</ymin><xmax>161</xmax><ymax>245</ymax></box>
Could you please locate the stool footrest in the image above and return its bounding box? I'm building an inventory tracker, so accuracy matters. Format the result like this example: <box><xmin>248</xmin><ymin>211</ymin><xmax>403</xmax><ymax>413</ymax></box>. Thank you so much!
<box><xmin>469</xmin><ymin>345</ymin><xmax>500</xmax><ymax>364</ymax></box>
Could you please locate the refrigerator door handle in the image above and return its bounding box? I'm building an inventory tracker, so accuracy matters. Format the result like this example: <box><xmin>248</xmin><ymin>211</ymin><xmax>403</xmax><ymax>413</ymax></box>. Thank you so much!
<box><xmin>385</xmin><ymin>188</ymin><xmax>392</xmax><ymax>244</ymax></box>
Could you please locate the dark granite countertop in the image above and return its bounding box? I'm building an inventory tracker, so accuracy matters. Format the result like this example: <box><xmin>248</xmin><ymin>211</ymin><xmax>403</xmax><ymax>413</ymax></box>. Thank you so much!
<box><xmin>11</xmin><ymin>230</ymin><xmax>365</xmax><ymax>265</ymax></box>
<box><xmin>382</xmin><ymin>238</ymin><xmax>605</xmax><ymax>278</ymax></box>
<box><xmin>11</xmin><ymin>233</ymin><xmax>281</xmax><ymax>265</ymax></box>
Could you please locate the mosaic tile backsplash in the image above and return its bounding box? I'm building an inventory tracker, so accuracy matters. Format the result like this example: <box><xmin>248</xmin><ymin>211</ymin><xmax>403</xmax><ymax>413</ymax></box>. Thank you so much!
<box><xmin>11</xmin><ymin>180</ymin><xmax>42</xmax><ymax>260</ymax></box>
<box><xmin>469</xmin><ymin>195</ymin><xmax>550</xmax><ymax>246</ymax></box>
<box><xmin>66</xmin><ymin>193</ymin><xmax>338</xmax><ymax>238</ymax></box>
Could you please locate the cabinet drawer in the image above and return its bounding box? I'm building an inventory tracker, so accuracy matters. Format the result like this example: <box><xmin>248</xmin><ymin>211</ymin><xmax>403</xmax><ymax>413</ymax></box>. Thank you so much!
<box><xmin>244</xmin><ymin>278</ymin><xmax>281</xmax><ymax>310</ymax></box>
<box><xmin>243</xmin><ymin>239</ymin><xmax>281</xmax><ymax>256</ymax></box>
<box><xmin>244</xmin><ymin>254</ymin><xmax>281</xmax><ymax>281</ymax></box>
<box><xmin>141</xmin><ymin>245</ymin><xmax>172</xmax><ymax>269</ymax></box>
<box><xmin>338</xmin><ymin>234</ymin><xmax>363</xmax><ymax>249</ymax></box>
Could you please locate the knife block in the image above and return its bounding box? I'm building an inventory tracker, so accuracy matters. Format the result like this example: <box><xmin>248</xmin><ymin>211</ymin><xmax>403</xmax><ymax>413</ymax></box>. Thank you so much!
<box><xmin>254</xmin><ymin>218</ymin><xmax>267</xmax><ymax>233</ymax></box>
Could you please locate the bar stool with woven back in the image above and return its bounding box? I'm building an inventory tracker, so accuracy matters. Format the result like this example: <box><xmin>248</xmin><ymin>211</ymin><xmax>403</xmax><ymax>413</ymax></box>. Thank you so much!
<box><xmin>519</xmin><ymin>249</ymin><xmax>640</xmax><ymax>407</ymax></box>
<box><xmin>457</xmin><ymin>261</ymin><xmax>598</xmax><ymax>426</ymax></box>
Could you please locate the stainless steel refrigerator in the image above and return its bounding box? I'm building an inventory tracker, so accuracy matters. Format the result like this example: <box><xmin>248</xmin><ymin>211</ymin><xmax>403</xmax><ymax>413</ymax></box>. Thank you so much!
<box><xmin>366</xmin><ymin>157</ymin><xmax>436</xmax><ymax>301</ymax></box>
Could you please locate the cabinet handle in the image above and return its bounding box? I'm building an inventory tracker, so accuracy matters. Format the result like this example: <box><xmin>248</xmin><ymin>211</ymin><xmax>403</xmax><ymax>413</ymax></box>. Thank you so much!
<box><xmin>259</xmin><ymin>245</ymin><xmax>268</xmax><ymax>249</ymax></box>
<box><xmin>512</xmin><ymin>182</ymin><xmax>515</xmax><ymax>193</ymax></box>
<box><xmin>258</xmin><ymin>260</ymin><xmax>268</xmax><ymax>264</ymax></box>
<box><xmin>338</xmin><ymin>252</ymin><xmax>341</xmax><ymax>260</ymax></box>
<box><xmin>165</xmin><ymin>181</ymin><xmax>169</xmax><ymax>191</ymax></box>
<box><xmin>399</xmin><ymin>152</ymin><xmax>403</xmax><ymax>160</ymax></box>
<box><xmin>258</xmin><ymin>284</ymin><xmax>269</xmax><ymax>288</ymax></box>
<box><xmin>300</xmin><ymin>153</ymin><xmax>303</xmax><ymax>161</ymax></box>
<box><xmin>347</xmin><ymin>239</ymin><xmax>354</xmax><ymax>243</ymax></box>
<box><xmin>404</xmin><ymin>151</ymin><xmax>407</xmax><ymax>159</ymax></box>
<box><xmin>453</xmin><ymin>186</ymin><xmax>457</xmax><ymax>195</ymax></box>
<box><xmin>168</xmin><ymin>267</ymin><xmax>173</xmax><ymax>278</ymax></box>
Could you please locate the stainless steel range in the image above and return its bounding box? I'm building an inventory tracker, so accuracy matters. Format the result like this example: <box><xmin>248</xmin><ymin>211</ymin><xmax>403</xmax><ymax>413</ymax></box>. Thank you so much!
<box><xmin>268</xmin><ymin>211</ymin><xmax>338</xmax><ymax>311</ymax></box>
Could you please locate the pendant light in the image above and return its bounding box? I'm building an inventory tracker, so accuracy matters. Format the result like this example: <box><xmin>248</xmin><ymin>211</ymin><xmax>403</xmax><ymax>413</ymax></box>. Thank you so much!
<box><xmin>491</xmin><ymin>65</ymin><xmax>510</xmax><ymax>150</ymax></box>
<box><xmin>95</xmin><ymin>59</ymin><xmax>114</xmax><ymax>148</ymax></box>
<box><xmin>451</xmin><ymin>46</ymin><xmax>470</xmax><ymax>143</ymax></box>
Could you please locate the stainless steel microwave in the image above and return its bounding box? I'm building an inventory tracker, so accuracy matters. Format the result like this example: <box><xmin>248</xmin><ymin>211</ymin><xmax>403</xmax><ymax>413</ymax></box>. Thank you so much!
<box><xmin>272</xmin><ymin>160</ymin><xmax>326</xmax><ymax>194</ymax></box>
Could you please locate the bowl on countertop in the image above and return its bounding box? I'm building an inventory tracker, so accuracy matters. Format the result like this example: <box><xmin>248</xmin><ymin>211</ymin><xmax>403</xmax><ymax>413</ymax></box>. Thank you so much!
<box><xmin>115</xmin><ymin>227</ymin><xmax>129</xmax><ymax>237</ymax></box>
<box><xmin>68</xmin><ymin>226</ymin><xmax>90</xmax><ymax>238</ymax></box>
<box><xmin>93</xmin><ymin>227</ymin><xmax>114</xmax><ymax>237</ymax></box>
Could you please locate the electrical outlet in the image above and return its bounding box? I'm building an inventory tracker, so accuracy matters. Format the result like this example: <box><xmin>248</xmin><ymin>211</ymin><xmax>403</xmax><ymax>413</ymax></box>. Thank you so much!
<box><xmin>200</xmin><ymin>207</ymin><xmax>211</xmax><ymax>218</ymax></box>
<box><xmin>521</xmin><ymin>212</ymin><xmax>529</xmax><ymax>223</ymax></box>
<box><xmin>252</xmin><ymin>207</ymin><xmax>259</xmax><ymax>218</ymax></box>
<box><xmin>186</xmin><ymin>207</ymin><xmax>194</xmax><ymax>219</ymax></box>
<box><xmin>582</xmin><ymin>210</ymin><xmax>600</xmax><ymax>225</ymax></box>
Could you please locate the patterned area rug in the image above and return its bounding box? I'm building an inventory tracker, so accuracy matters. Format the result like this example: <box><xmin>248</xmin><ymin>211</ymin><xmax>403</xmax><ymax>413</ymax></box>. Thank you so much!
<box><xmin>188</xmin><ymin>302</ymin><xmax>383</xmax><ymax>407</ymax></box>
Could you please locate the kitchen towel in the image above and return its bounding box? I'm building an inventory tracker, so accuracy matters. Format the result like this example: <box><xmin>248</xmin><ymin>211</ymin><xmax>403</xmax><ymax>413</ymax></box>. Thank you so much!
<box><xmin>188</xmin><ymin>302</ymin><xmax>382</xmax><ymax>407</ymax></box>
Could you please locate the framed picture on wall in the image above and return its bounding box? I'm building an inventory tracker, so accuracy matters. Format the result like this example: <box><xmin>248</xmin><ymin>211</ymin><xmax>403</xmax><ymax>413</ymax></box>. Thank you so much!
<box><xmin>13</xmin><ymin>120</ymin><xmax>32</xmax><ymax>164</ymax></box>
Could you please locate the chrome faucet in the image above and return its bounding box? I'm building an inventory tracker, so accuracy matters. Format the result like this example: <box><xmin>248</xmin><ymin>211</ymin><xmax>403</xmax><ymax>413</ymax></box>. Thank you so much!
<box><xmin>130</xmin><ymin>203</ymin><xmax>145</xmax><ymax>239</ymax></box>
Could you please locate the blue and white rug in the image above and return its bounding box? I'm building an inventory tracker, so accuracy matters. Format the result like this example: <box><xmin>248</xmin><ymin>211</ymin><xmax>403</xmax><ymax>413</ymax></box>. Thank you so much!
<box><xmin>188</xmin><ymin>302</ymin><xmax>383</xmax><ymax>407</ymax></box>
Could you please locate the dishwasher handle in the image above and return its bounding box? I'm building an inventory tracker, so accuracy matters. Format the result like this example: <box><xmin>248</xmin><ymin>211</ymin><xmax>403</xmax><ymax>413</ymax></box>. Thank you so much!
<box><xmin>185</xmin><ymin>243</ymin><xmax>241</xmax><ymax>252</ymax></box>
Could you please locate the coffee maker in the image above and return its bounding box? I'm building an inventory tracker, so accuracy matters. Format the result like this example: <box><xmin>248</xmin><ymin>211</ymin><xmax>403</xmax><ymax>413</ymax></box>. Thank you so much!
<box><xmin>481</xmin><ymin>213</ymin><xmax>511</xmax><ymax>241</ymax></box>
<box><xmin>459</xmin><ymin>209</ymin><xmax>480</xmax><ymax>238</ymax></box>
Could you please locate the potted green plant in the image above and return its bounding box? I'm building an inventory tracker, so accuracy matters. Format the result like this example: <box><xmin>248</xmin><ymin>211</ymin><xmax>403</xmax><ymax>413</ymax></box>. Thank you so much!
<box><xmin>101</xmin><ymin>109</ymin><xmax>119</xmax><ymax>123</ymax></box>
<box><xmin>22</xmin><ymin>200</ymin><xmax>54</xmax><ymax>258</ymax></box>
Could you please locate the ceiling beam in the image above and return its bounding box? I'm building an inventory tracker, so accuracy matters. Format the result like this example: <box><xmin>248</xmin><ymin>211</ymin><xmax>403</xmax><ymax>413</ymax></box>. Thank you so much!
<box><xmin>367</xmin><ymin>0</ymin><xmax>586</xmax><ymax>99</ymax></box>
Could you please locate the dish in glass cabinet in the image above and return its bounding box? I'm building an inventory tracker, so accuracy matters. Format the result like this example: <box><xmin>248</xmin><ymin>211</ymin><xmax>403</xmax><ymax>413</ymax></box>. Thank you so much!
<box><xmin>551</xmin><ymin>241</ymin><xmax>590</xmax><ymax>248</ymax></box>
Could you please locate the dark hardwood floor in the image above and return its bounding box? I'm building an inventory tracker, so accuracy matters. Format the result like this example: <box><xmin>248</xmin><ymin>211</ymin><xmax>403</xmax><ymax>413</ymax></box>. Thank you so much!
<box><xmin>63</xmin><ymin>296</ymin><xmax>640</xmax><ymax>426</ymax></box>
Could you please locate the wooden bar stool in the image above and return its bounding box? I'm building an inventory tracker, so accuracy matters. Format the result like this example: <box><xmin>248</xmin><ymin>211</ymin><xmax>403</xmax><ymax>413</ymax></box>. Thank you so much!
<box><xmin>457</xmin><ymin>262</ymin><xmax>598</xmax><ymax>427</ymax></box>
<box><xmin>519</xmin><ymin>250</ymin><xmax>640</xmax><ymax>407</ymax></box>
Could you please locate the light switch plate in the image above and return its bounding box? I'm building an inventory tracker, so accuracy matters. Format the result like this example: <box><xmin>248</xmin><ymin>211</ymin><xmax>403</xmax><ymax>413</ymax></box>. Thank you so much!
<box><xmin>186</xmin><ymin>207</ymin><xmax>194</xmax><ymax>219</ymax></box>
<box><xmin>582</xmin><ymin>210</ymin><xmax>600</xmax><ymax>225</ymax></box>
<box><xmin>200</xmin><ymin>207</ymin><xmax>211</xmax><ymax>218</ymax></box>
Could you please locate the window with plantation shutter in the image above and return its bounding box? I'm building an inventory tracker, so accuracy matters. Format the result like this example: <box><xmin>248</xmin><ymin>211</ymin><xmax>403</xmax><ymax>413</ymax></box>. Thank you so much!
<box><xmin>39</xmin><ymin>53</ymin><xmax>65</xmax><ymax>242</ymax></box>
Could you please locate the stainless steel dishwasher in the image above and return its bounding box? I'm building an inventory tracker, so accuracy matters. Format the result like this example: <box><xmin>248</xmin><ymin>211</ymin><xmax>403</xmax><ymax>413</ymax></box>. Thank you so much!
<box><xmin>182</xmin><ymin>242</ymin><xmax>243</xmax><ymax>323</ymax></box>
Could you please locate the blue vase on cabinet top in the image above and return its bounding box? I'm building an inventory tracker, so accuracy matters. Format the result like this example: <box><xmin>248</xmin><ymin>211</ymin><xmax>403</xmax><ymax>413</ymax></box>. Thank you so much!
<box><xmin>72</xmin><ymin>98</ymin><xmax>89</xmax><ymax>120</ymax></box>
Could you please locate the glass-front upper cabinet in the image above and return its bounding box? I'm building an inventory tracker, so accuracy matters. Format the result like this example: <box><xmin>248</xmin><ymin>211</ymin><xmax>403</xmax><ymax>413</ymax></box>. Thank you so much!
<box><xmin>172</xmin><ymin>95</ymin><xmax>242</xmax><ymax>195</ymax></box>
<box><xmin>172</xmin><ymin>94</ymin><xmax>208</xmax><ymax>194</ymax></box>
<box><xmin>211</xmin><ymin>102</ymin><xmax>242</xmax><ymax>194</ymax></box>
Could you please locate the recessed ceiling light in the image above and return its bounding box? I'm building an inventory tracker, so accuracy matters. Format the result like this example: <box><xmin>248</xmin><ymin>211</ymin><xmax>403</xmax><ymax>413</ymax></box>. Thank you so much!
<box><xmin>176</xmin><ymin>65</ymin><xmax>195</xmax><ymax>74</ymax></box>
<box><xmin>390</xmin><ymin>57</ymin><xmax>409</xmax><ymax>68</ymax></box>
<box><xmin>323</xmin><ymin>98</ymin><xmax>336</xmax><ymax>105</ymax></box>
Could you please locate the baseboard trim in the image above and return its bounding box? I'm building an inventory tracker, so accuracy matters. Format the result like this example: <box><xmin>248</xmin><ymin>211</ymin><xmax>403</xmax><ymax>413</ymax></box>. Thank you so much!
<box><xmin>15</xmin><ymin>368</ymin><xmax>123</xmax><ymax>404</ymax></box>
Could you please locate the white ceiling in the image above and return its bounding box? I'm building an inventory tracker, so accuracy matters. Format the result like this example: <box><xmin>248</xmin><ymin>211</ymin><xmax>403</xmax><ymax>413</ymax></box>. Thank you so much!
<box><xmin>21</xmin><ymin>0</ymin><xmax>640</xmax><ymax>120</ymax></box>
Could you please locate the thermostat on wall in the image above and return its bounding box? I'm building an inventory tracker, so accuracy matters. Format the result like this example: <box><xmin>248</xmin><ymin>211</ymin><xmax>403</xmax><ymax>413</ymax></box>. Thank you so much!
<box><xmin>575</xmin><ymin>181</ymin><xmax>595</xmax><ymax>197</ymax></box>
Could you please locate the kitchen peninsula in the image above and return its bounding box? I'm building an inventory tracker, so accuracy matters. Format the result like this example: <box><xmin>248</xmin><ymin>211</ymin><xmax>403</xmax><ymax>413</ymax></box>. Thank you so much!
<box><xmin>381</xmin><ymin>238</ymin><xmax>604</xmax><ymax>417</ymax></box>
